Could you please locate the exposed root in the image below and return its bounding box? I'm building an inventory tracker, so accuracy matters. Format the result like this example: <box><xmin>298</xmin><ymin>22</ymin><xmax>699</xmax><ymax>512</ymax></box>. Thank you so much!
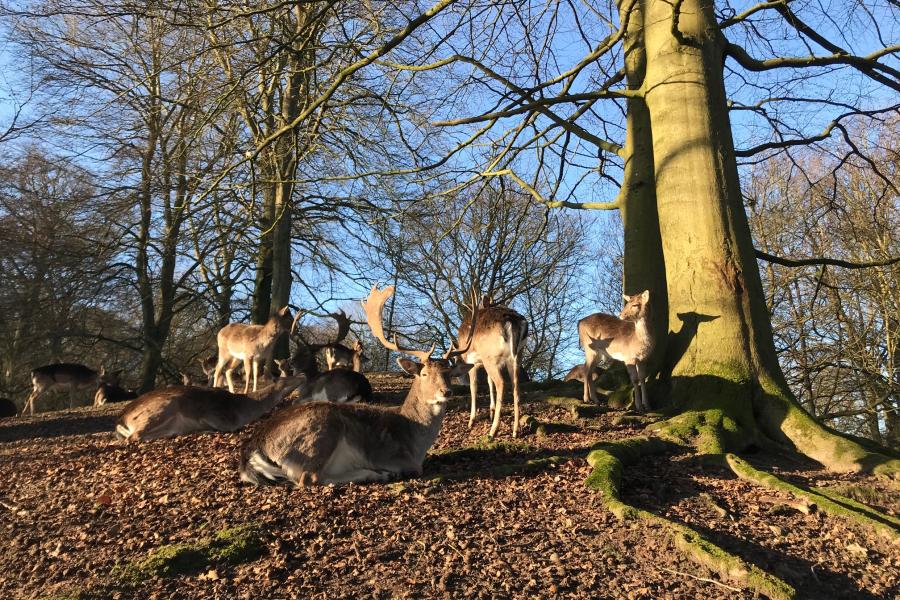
<box><xmin>725</xmin><ymin>454</ymin><xmax>899</xmax><ymax>542</ymax></box>
<box><xmin>647</xmin><ymin>409</ymin><xmax>751</xmax><ymax>456</ymax></box>
<box><xmin>585</xmin><ymin>438</ymin><xmax>795</xmax><ymax>599</ymax></box>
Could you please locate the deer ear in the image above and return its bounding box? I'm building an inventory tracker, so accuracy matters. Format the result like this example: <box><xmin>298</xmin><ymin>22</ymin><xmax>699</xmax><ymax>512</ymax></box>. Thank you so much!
<box><xmin>278</xmin><ymin>306</ymin><xmax>290</xmax><ymax>316</ymax></box>
<box><xmin>641</xmin><ymin>290</ymin><xmax>650</xmax><ymax>302</ymax></box>
<box><xmin>396</xmin><ymin>357</ymin><xmax>423</xmax><ymax>376</ymax></box>
<box><xmin>622</xmin><ymin>293</ymin><xmax>630</xmax><ymax>301</ymax></box>
<box><xmin>451</xmin><ymin>362</ymin><xmax>474</xmax><ymax>377</ymax></box>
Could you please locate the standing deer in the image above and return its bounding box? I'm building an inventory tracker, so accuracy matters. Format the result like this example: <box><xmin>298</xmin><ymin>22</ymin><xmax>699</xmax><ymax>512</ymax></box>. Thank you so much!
<box><xmin>578</xmin><ymin>290</ymin><xmax>653</xmax><ymax>412</ymax></box>
<box><xmin>198</xmin><ymin>354</ymin><xmax>219</xmax><ymax>386</ymax></box>
<box><xmin>238</xmin><ymin>284</ymin><xmax>475</xmax><ymax>486</ymax></box>
<box><xmin>115</xmin><ymin>376</ymin><xmax>304</xmax><ymax>442</ymax></box>
<box><xmin>314</xmin><ymin>311</ymin><xmax>369</xmax><ymax>372</ymax></box>
<box><xmin>21</xmin><ymin>363</ymin><xmax>108</xmax><ymax>416</ymax></box>
<box><xmin>288</xmin><ymin>313</ymin><xmax>373</xmax><ymax>404</ymax></box>
<box><xmin>457</xmin><ymin>297</ymin><xmax>529</xmax><ymax>438</ymax></box>
<box><xmin>213</xmin><ymin>306</ymin><xmax>295</xmax><ymax>393</ymax></box>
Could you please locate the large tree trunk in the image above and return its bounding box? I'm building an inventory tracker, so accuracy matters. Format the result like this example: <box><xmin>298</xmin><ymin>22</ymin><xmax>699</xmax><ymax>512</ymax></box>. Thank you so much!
<box><xmin>639</xmin><ymin>0</ymin><xmax>896</xmax><ymax>473</ymax></box>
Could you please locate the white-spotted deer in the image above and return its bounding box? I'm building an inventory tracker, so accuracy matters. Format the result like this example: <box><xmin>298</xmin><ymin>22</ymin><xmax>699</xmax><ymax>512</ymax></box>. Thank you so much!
<box><xmin>213</xmin><ymin>306</ymin><xmax>296</xmax><ymax>393</ymax></box>
<box><xmin>22</xmin><ymin>363</ymin><xmax>108</xmax><ymax>416</ymax></box>
<box><xmin>238</xmin><ymin>285</ymin><xmax>475</xmax><ymax>486</ymax></box>
<box><xmin>457</xmin><ymin>296</ymin><xmax>529</xmax><ymax>438</ymax></box>
<box><xmin>115</xmin><ymin>376</ymin><xmax>304</xmax><ymax>442</ymax></box>
<box><xmin>578</xmin><ymin>291</ymin><xmax>653</xmax><ymax>412</ymax></box>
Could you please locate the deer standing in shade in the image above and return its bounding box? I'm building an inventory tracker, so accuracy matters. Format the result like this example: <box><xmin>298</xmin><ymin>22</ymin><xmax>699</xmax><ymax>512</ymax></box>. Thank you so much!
<box><xmin>116</xmin><ymin>376</ymin><xmax>304</xmax><ymax>442</ymax></box>
<box><xmin>213</xmin><ymin>306</ymin><xmax>296</xmax><ymax>393</ymax></box>
<box><xmin>578</xmin><ymin>291</ymin><xmax>653</xmax><ymax>412</ymax></box>
<box><xmin>238</xmin><ymin>285</ymin><xmax>475</xmax><ymax>486</ymax></box>
<box><xmin>22</xmin><ymin>363</ymin><xmax>108</xmax><ymax>416</ymax></box>
<box><xmin>456</xmin><ymin>296</ymin><xmax>529</xmax><ymax>438</ymax></box>
<box><xmin>314</xmin><ymin>311</ymin><xmax>369</xmax><ymax>372</ymax></box>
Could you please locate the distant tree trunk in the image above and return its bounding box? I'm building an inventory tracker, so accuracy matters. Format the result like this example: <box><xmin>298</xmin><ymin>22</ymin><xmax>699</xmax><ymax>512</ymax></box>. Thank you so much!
<box><xmin>251</xmin><ymin>184</ymin><xmax>275</xmax><ymax>325</ymax></box>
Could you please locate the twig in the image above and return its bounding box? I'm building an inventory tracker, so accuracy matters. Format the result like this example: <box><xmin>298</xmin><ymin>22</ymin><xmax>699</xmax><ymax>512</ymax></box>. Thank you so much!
<box><xmin>660</xmin><ymin>566</ymin><xmax>743</xmax><ymax>592</ymax></box>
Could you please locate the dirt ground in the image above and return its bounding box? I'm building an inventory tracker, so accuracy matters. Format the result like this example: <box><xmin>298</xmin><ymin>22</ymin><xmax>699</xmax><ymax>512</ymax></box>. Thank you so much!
<box><xmin>0</xmin><ymin>373</ymin><xmax>897</xmax><ymax>599</ymax></box>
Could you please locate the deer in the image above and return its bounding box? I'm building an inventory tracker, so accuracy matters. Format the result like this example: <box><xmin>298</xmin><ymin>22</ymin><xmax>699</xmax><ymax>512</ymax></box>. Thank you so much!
<box><xmin>578</xmin><ymin>290</ymin><xmax>653</xmax><ymax>412</ymax></box>
<box><xmin>93</xmin><ymin>371</ymin><xmax>138</xmax><ymax>406</ymax></box>
<box><xmin>313</xmin><ymin>311</ymin><xmax>369</xmax><ymax>372</ymax></box>
<box><xmin>0</xmin><ymin>398</ymin><xmax>16</xmax><ymax>418</ymax></box>
<box><xmin>213</xmin><ymin>306</ymin><xmax>296</xmax><ymax>393</ymax></box>
<box><xmin>456</xmin><ymin>295</ymin><xmax>529</xmax><ymax>438</ymax></box>
<box><xmin>198</xmin><ymin>354</ymin><xmax>219</xmax><ymax>386</ymax></box>
<box><xmin>115</xmin><ymin>375</ymin><xmax>305</xmax><ymax>442</ymax></box>
<box><xmin>21</xmin><ymin>363</ymin><xmax>108</xmax><ymax>416</ymax></box>
<box><xmin>238</xmin><ymin>284</ymin><xmax>475</xmax><ymax>487</ymax></box>
<box><xmin>287</xmin><ymin>314</ymin><xmax>373</xmax><ymax>404</ymax></box>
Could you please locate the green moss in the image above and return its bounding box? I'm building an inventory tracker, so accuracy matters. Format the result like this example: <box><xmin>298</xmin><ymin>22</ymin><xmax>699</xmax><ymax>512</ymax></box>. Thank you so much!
<box><xmin>726</xmin><ymin>454</ymin><xmax>899</xmax><ymax>541</ymax></box>
<box><xmin>521</xmin><ymin>379</ymin><xmax>583</xmax><ymax>394</ymax></box>
<box><xmin>814</xmin><ymin>487</ymin><xmax>900</xmax><ymax>529</ymax></box>
<box><xmin>606</xmin><ymin>385</ymin><xmax>632</xmax><ymax>410</ymax></box>
<box><xmin>648</xmin><ymin>410</ymin><xmax>749</xmax><ymax>455</ymax></box>
<box><xmin>109</xmin><ymin>524</ymin><xmax>266</xmax><ymax>586</ymax></box>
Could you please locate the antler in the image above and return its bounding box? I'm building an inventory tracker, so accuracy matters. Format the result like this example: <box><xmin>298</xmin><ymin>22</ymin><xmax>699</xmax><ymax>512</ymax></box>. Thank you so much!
<box><xmin>361</xmin><ymin>284</ymin><xmax>435</xmax><ymax>362</ymax></box>
<box><xmin>290</xmin><ymin>309</ymin><xmax>306</xmax><ymax>336</ymax></box>
<box><xmin>329</xmin><ymin>310</ymin><xmax>352</xmax><ymax>346</ymax></box>
<box><xmin>444</xmin><ymin>288</ymin><xmax>480</xmax><ymax>359</ymax></box>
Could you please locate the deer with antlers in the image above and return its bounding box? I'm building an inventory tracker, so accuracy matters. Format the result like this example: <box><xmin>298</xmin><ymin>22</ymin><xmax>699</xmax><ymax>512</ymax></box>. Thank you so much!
<box><xmin>213</xmin><ymin>306</ymin><xmax>296</xmax><ymax>393</ymax></box>
<box><xmin>93</xmin><ymin>371</ymin><xmax>138</xmax><ymax>406</ymax></box>
<box><xmin>456</xmin><ymin>295</ymin><xmax>530</xmax><ymax>438</ymax></box>
<box><xmin>578</xmin><ymin>291</ymin><xmax>654</xmax><ymax>412</ymax></box>
<box><xmin>313</xmin><ymin>311</ymin><xmax>369</xmax><ymax>372</ymax></box>
<box><xmin>116</xmin><ymin>376</ymin><xmax>304</xmax><ymax>442</ymax></box>
<box><xmin>21</xmin><ymin>363</ymin><xmax>109</xmax><ymax>416</ymax></box>
<box><xmin>288</xmin><ymin>311</ymin><xmax>373</xmax><ymax>403</ymax></box>
<box><xmin>239</xmin><ymin>285</ymin><xmax>475</xmax><ymax>486</ymax></box>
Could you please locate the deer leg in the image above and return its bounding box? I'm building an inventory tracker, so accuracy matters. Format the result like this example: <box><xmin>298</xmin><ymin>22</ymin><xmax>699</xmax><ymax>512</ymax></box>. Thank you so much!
<box><xmin>242</xmin><ymin>358</ymin><xmax>252</xmax><ymax>394</ymax></box>
<box><xmin>625</xmin><ymin>363</ymin><xmax>641</xmax><ymax>413</ymax></box>
<box><xmin>510</xmin><ymin>358</ymin><xmax>521</xmax><ymax>438</ymax></box>
<box><xmin>251</xmin><ymin>359</ymin><xmax>260</xmax><ymax>392</ymax></box>
<box><xmin>487</xmin><ymin>373</ymin><xmax>496</xmax><ymax>413</ymax></box>
<box><xmin>213</xmin><ymin>358</ymin><xmax>227</xmax><ymax>388</ymax></box>
<box><xmin>635</xmin><ymin>361</ymin><xmax>649</xmax><ymax>412</ymax></box>
<box><xmin>468</xmin><ymin>363</ymin><xmax>479</xmax><ymax>428</ymax></box>
<box><xmin>224</xmin><ymin>365</ymin><xmax>237</xmax><ymax>394</ymax></box>
<box><xmin>485</xmin><ymin>362</ymin><xmax>505</xmax><ymax>438</ymax></box>
<box><xmin>583</xmin><ymin>348</ymin><xmax>600</xmax><ymax>403</ymax></box>
<box><xmin>23</xmin><ymin>389</ymin><xmax>41</xmax><ymax>416</ymax></box>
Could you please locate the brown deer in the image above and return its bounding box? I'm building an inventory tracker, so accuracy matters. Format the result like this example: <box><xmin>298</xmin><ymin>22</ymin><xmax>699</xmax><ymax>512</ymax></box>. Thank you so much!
<box><xmin>213</xmin><ymin>306</ymin><xmax>296</xmax><ymax>393</ymax></box>
<box><xmin>93</xmin><ymin>371</ymin><xmax>138</xmax><ymax>406</ymax></box>
<box><xmin>287</xmin><ymin>339</ymin><xmax>373</xmax><ymax>404</ymax></box>
<box><xmin>457</xmin><ymin>296</ymin><xmax>529</xmax><ymax>438</ymax></box>
<box><xmin>314</xmin><ymin>311</ymin><xmax>368</xmax><ymax>372</ymax></box>
<box><xmin>578</xmin><ymin>291</ymin><xmax>653</xmax><ymax>412</ymax></box>
<box><xmin>238</xmin><ymin>285</ymin><xmax>475</xmax><ymax>486</ymax></box>
<box><xmin>21</xmin><ymin>363</ymin><xmax>108</xmax><ymax>416</ymax></box>
<box><xmin>115</xmin><ymin>376</ymin><xmax>304</xmax><ymax>442</ymax></box>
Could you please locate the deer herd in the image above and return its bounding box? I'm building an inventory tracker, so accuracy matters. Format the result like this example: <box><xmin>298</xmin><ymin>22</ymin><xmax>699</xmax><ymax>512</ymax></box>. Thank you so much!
<box><xmin>8</xmin><ymin>285</ymin><xmax>654</xmax><ymax>486</ymax></box>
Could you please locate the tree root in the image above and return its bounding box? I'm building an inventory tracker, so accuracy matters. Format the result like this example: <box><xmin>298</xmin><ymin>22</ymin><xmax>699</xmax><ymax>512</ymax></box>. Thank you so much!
<box><xmin>724</xmin><ymin>454</ymin><xmax>899</xmax><ymax>542</ymax></box>
<box><xmin>585</xmin><ymin>438</ymin><xmax>795</xmax><ymax>599</ymax></box>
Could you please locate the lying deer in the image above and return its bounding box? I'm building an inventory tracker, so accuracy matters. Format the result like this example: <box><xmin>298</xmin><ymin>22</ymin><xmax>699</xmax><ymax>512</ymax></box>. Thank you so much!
<box><xmin>239</xmin><ymin>284</ymin><xmax>475</xmax><ymax>486</ymax></box>
<box><xmin>22</xmin><ymin>363</ymin><xmax>107</xmax><ymax>416</ymax></box>
<box><xmin>314</xmin><ymin>311</ymin><xmax>369</xmax><ymax>372</ymax></box>
<box><xmin>288</xmin><ymin>312</ymin><xmax>373</xmax><ymax>403</ymax></box>
<box><xmin>578</xmin><ymin>290</ymin><xmax>653</xmax><ymax>412</ymax></box>
<box><xmin>115</xmin><ymin>376</ymin><xmax>304</xmax><ymax>442</ymax></box>
<box><xmin>213</xmin><ymin>306</ymin><xmax>296</xmax><ymax>393</ymax></box>
<box><xmin>457</xmin><ymin>296</ymin><xmax>529</xmax><ymax>437</ymax></box>
<box><xmin>0</xmin><ymin>398</ymin><xmax>16</xmax><ymax>418</ymax></box>
<box><xmin>93</xmin><ymin>371</ymin><xmax>138</xmax><ymax>406</ymax></box>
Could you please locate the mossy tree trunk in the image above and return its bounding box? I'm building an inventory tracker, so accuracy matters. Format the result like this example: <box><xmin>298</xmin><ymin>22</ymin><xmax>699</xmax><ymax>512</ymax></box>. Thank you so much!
<box><xmin>636</xmin><ymin>0</ymin><xmax>897</xmax><ymax>474</ymax></box>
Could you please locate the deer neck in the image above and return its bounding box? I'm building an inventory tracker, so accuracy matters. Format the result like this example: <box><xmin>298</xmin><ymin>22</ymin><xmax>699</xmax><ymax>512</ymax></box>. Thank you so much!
<box><xmin>399</xmin><ymin>380</ymin><xmax>447</xmax><ymax>436</ymax></box>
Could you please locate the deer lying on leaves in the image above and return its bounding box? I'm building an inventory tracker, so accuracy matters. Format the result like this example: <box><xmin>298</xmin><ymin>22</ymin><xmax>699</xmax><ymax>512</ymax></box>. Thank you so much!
<box><xmin>315</xmin><ymin>311</ymin><xmax>369</xmax><ymax>372</ymax></box>
<box><xmin>578</xmin><ymin>291</ymin><xmax>653</xmax><ymax>412</ymax></box>
<box><xmin>115</xmin><ymin>376</ymin><xmax>304</xmax><ymax>442</ymax></box>
<box><xmin>239</xmin><ymin>285</ymin><xmax>475</xmax><ymax>486</ymax></box>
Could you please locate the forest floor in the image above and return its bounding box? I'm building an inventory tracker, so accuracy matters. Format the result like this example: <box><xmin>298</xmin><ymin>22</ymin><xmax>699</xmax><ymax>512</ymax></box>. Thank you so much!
<box><xmin>0</xmin><ymin>373</ymin><xmax>897</xmax><ymax>599</ymax></box>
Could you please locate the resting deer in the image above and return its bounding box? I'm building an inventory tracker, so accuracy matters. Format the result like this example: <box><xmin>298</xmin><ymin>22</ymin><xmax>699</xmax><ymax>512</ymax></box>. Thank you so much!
<box><xmin>93</xmin><ymin>371</ymin><xmax>138</xmax><ymax>406</ymax></box>
<box><xmin>213</xmin><ymin>306</ymin><xmax>296</xmax><ymax>393</ymax></box>
<box><xmin>239</xmin><ymin>284</ymin><xmax>475</xmax><ymax>486</ymax></box>
<box><xmin>457</xmin><ymin>296</ymin><xmax>529</xmax><ymax>438</ymax></box>
<box><xmin>0</xmin><ymin>398</ymin><xmax>16</xmax><ymax>418</ymax></box>
<box><xmin>198</xmin><ymin>354</ymin><xmax>220</xmax><ymax>386</ymax></box>
<box><xmin>313</xmin><ymin>311</ymin><xmax>369</xmax><ymax>372</ymax></box>
<box><xmin>287</xmin><ymin>313</ymin><xmax>373</xmax><ymax>403</ymax></box>
<box><xmin>115</xmin><ymin>376</ymin><xmax>304</xmax><ymax>442</ymax></box>
<box><xmin>578</xmin><ymin>290</ymin><xmax>653</xmax><ymax>412</ymax></box>
<box><xmin>22</xmin><ymin>363</ymin><xmax>108</xmax><ymax>416</ymax></box>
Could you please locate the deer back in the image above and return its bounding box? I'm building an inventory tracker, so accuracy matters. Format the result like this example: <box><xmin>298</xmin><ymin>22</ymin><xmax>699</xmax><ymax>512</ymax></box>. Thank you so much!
<box><xmin>304</xmin><ymin>368</ymin><xmax>373</xmax><ymax>404</ymax></box>
<box><xmin>31</xmin><ymin>363</ymin><xmax>99</xmax><ymax>390</ymax></box>
<box><xmin>458</xmin><ymin>306</ymin><xmax>528</xmax><ymax>362</ymax></box>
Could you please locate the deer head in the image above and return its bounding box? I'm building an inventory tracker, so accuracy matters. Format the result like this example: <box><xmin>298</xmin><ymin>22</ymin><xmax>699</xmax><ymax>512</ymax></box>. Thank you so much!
<box><xmin>619</xmin><ymin>290</ymin><xmax>651</xmax><ymax>321</ymax></box>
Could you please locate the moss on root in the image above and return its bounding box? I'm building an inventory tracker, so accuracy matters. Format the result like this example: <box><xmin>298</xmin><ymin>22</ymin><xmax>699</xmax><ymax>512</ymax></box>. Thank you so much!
<box><xmin>725</xmin><ymin>454</ymin><xmax>899</xmax><ymax>541</ymax></box>
<box><xmin>648</xmin><ymin>409</ymin><xmax>750</xmax><ymax>455</ymax></box>
<box><xmin>584</xmin><ymin>438</ymin><xmax>795</xmax><ymax>599</ymax></box>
